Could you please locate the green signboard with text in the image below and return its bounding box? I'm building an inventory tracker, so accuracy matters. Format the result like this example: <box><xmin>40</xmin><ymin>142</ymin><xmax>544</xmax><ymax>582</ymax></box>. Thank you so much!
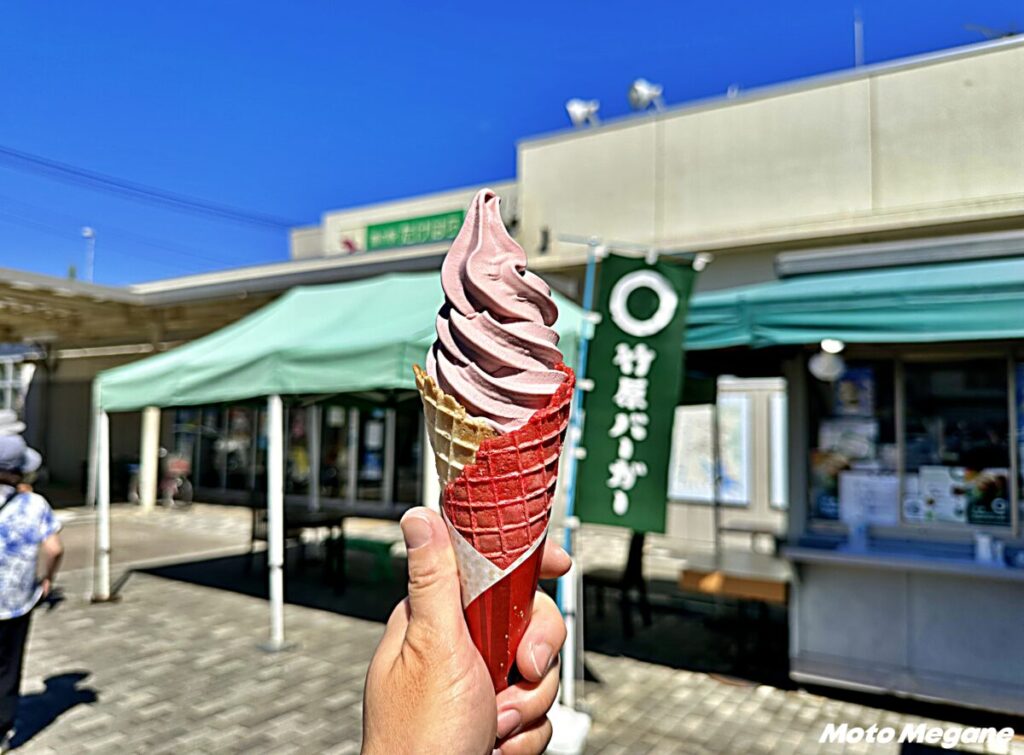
<box><xmin>575</xmin><ymin>253</ymin><xmax>696</xmax><ymax>533</ymax></box>
<box><xmin>366</xmin><ymin>210</ymin><xmax>464</xmax><ymax>251</ymax></box>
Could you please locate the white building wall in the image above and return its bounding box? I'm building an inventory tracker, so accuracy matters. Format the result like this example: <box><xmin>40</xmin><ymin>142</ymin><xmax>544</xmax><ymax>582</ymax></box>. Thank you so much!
<box><xmin>518</xmin><ymin>40</ymin><xmax>1024</xmax><ymax>284</ymax></box>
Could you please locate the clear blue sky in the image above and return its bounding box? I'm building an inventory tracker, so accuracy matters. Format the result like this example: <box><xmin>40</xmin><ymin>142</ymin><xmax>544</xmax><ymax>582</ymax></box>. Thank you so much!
<box><xmin>0</xmin><ymin>1</ymin><xmax>1020</xmax><ymax>285</ymax></box>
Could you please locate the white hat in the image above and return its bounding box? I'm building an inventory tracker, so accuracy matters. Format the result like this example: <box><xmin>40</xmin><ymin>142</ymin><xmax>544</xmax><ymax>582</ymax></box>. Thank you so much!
<box><xmin>0</xmin><ymin>434</ymin><xmax>41</xmax><ymax>474</ymax></box>
<box><xmin>0</xmin><ymin>409</ymin><xmax>26</xmax><ymax>437</ymax></box>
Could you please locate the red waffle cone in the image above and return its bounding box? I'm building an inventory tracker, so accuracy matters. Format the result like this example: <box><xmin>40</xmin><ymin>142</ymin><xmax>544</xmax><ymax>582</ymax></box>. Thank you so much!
<box><xmin>416</xmin><ymin>362</ymin><xmax>575</xmax><ymax>691</ymax></box>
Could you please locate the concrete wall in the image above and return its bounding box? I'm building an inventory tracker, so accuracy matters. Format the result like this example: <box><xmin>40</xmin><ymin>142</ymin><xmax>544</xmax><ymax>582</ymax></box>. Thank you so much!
<box><xmin>519</xmin><ymin>40</ymin><xmax>1024</xmax><ymax>291</ymax></box>
<box><xmin>792</xmin><ymin>563</ymin><xmax>1024</xmax><ymax>715</ymax></box>
<box><xmin>26</xmin><ymin>353</ymin><xmax>149</xmax><ymax>496</ymax></box>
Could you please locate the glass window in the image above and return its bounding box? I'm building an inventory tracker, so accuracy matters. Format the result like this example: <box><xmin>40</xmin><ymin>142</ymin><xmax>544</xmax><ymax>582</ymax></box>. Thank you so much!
<box><xmin>173</xmin><ymin>409</ymin><xmax>201</xmax><ymax>472</ymax></box>
<box><xmin>197</xmin><ymin>407</ymin><xmax>225</xmax><ymax>490</ymax></box>
<box><xmin>902</xmin><ymin>360</ymin><xmax>1010</xmax><ymax>528</ymax></box>
<box><xmin>807</xmin><ymin>361</ymin><xmax>897</xmax><ymax>524</ymax></box>
<box><xmin>224</xmin><ymin>407</ymin><xmax>255</xmax><ymax>491</ymax></box>
<box><xmin>394</xmin><ymin>399</ymin><xmax>423</xmax><ymax>504</ymax></box>
<box><xmin>357</xmin><ymin>408</ymin><xmax>386</xmax><ymax>501</ymax></box>
<box><xmin>285</xmin><ymin>407</ymin><xmax>310</xmax><ymax>495</ymax></box>
<box><xmin>0</xmin><ymin>360</ymin><xmax>16</xmax><ymax>410</ymax></box>
<box><xmin>320</xmin><ymin>405</ymin><xmax>352</xmax><ymax>500</ymax></box>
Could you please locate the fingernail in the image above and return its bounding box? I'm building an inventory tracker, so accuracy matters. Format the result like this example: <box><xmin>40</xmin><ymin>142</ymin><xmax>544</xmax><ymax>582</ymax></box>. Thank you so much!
<box><xmin>492</xmin><ymin>749</ymin><xmax>502</xmax><ymax>755</ymax></box>
<box><xmin>401</xmin><ymin>512</ymin><xmax>433</xmax><ymax>550</ymax></box>
<box><xmin>530</xmin><ymin>642</ymin><xmax>554</xmax><ymax>678</ymax></box>
<box><xmin>496</xmin><ymin>708</ymin><xmax>522</xmax><ymax>739</ymax></box>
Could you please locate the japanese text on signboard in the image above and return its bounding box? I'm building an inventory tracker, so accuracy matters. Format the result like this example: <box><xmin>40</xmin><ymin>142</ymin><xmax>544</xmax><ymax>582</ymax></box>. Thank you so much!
<box><xmin>576</xmin><ymin>254</ymin><xmax>696</xmax><ymax>533</ymax></box>
<box><xmin>366</xmin><ymin>210</ymin><xmax>464</xmax><ymax>251</ymax></box>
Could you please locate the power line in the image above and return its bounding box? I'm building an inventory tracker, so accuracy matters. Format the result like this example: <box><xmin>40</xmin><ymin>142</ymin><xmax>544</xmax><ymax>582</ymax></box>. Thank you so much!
<box><xmin>0</xmin><ymin>144</ymin><xmax>302</xmax><ymax>230</ymax></box>
<box><xmin>0</xmin><ymin>205</ymin><xmax>255</xmax><ymax>272</ymax></box>
<box><xmin>0</xmin><ymin>191</ymin><xmax>263</xmax><ymax>267</ymax></box>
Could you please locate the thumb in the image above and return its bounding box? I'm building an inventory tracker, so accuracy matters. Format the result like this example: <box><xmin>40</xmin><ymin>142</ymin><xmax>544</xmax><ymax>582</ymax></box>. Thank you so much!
<box><xmin>401</xmin><ymin>508</ymin><xmax>464</xmax><ymax>635</ymax></box>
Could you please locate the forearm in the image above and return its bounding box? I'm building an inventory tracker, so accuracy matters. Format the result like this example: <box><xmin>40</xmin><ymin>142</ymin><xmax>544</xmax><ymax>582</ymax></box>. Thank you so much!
<box><xmin>41</xmin><ymin>549</ymin><xmax>63</xmax><ymax>582</ymax></box>
<box><xmin>40</xmin><ymin>536</ymin><xmax>64</xmax><ymax>583</ymax></box>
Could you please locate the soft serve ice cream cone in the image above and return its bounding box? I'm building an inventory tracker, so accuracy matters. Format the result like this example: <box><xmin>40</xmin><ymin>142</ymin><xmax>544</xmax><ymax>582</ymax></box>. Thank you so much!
<box><xmin>415</xmin><ymin>188</ymin><xmax>574</xmax><ymax>691</ymax></box>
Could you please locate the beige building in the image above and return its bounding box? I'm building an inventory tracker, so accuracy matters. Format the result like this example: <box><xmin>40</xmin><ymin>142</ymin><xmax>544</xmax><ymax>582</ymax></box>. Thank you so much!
<box><xmin>517</xmin><ymin>36</ymin><xmax>1024</xmax><ymax>293</ymax></box>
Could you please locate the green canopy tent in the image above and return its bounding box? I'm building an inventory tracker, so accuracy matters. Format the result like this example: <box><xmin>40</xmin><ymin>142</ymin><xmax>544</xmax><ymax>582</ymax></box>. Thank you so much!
<box><xmin>89</xmin><ymin>271</ymin><xmax>584</xmax><ymax>649</ymax></box>
<box><xmin>685</xmin><ymin>255</ymin><xmax>1024</xmax><ymax>351</ymax></box>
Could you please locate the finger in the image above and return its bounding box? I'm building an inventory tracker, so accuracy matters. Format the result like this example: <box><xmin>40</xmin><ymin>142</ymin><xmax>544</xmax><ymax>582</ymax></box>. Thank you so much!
<box><xmin>495</xmin><ymin>659</ymin><xmax>560</xmax><ymax>739</ymax></box>
<box><xmin>516</xmin><ymin>590</ymin><xmax>566</xmax><ymax>683</ymax></box>
<box><xmin>497</xmin><ymin>716</ymin><xmax>553</xmax><ymax>755</ymax></box>
<box><xmin>539</xmin><ymin>540</ymin><xmax>571</xmax><ymax>580</ymax></box>
<box><xmin>400</xmin><ymin>508</ymin><xmax>464</xmax><ymax>637</ymax></box>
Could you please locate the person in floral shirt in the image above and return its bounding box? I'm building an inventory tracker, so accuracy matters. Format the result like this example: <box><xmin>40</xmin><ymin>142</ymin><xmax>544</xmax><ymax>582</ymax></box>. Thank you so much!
<box><xmin>0</xmin><ymin>425</ymin><xmax>63</xmax><ymax>754</ymax></box>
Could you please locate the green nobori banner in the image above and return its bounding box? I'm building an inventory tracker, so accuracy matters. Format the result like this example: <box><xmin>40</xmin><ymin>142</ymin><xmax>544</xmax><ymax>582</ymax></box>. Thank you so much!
<box><xmin>366</xmin><ymin>210</ymin><xmax>464</xmax><ymax>251</ymax></box>
<box><xmin>576</xmin><ymin>253</ymin><xmax>697</xmax><ymax>533</ymax></box>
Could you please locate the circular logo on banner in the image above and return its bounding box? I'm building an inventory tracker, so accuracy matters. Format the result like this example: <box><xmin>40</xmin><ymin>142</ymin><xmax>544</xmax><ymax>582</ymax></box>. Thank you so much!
<box><xmin>609</xmin><ymin>270</ymin><xmax>679</xmax><ymax>337</ymax></box>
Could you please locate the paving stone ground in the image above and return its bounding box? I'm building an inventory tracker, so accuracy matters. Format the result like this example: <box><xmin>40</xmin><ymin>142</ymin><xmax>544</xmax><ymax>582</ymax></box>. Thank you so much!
<box><xmin>10</xmin><ymin>505</ymin><xmax>1024</xmax><ymax>754</ymax></box>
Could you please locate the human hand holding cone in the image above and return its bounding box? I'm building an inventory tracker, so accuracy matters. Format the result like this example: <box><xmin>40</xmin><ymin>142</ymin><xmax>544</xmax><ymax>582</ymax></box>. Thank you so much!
<box><xmin>416</xmin><ymin>188</ymin><xmax>574</xmax><ymax>691</ymax></box>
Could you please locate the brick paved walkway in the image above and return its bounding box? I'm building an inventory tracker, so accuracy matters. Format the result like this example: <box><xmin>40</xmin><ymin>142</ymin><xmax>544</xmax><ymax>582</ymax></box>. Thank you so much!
<box><xmin>10</xmin><ymin>506</ymin><xmax>1024</xmax><ymax>754</ymax></box>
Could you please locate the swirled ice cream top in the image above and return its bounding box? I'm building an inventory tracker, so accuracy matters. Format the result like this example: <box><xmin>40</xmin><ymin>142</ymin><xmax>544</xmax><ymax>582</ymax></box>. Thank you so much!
<box><xmin>425</xmin><ymin>189</ymin><xmax>567</xmax><ymax>433</ymax></box>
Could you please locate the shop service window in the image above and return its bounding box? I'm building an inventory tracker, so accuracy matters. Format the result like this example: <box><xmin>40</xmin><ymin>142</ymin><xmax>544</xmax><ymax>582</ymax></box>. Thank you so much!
<box><xmin>808</xmin><ymin>361</ymin><xmax>897</xmax><ymax>524</ymax></box>
<box><xmin>902</xmin><ymin>360</ymin><xmax>1011</xmax><ymax>528</ymax></box>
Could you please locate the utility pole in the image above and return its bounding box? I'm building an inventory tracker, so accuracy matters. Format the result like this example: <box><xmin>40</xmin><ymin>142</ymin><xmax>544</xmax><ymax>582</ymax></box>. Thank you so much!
<box><xmin>82</xmin><ymin>226</ymin><xmax>96</xmax><ymax>282</ymax></box>
<box><xmin>854</xmin><ymin>9</ymin><xmax>865</xmax><ymax>68</ymax></box>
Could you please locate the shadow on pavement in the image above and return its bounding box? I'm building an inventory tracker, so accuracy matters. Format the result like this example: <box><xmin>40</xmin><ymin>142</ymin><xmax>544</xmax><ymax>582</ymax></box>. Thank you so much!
<box><xmin>140</xmin><ymin>545</ymin><xmax>408</xmax><ymax>624</ymax></box>
<box><xmin>580</xmin><ymin>577</ymin><xmax>793</xmax><ymax>689</ymax></box>
<box><xmin>135</xmin><ymin>547</ymin><xmax>1024</xmax><ymax>734</ymax></box>
<box><xmin>12</xmin><ymin>672</ymin><xmax>98</xmax><ymax>750</ymax></box>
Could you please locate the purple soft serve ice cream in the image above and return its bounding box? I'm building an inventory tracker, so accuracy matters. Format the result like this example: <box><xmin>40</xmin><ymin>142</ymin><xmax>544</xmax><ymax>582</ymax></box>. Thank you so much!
<box><xmin>425</xmin><ymin>189</ymin><xmax>567</xmax><ymax>433</ymax></box>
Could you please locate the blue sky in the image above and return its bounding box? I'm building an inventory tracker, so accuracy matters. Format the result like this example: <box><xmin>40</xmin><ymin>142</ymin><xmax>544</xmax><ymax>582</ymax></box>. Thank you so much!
<box><xmin>0</xmin><ymin>1</ymin><xmax>1020</xmax><ymax>285</ymax></box>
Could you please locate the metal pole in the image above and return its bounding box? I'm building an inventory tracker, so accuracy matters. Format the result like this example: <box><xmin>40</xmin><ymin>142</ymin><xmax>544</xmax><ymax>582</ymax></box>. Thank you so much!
<box><xmin>266</xmin><ymin>394</ymin><xmax>286</xmax><ymax>650</ymax></box>
<box><xmin>711</xmin><ymin>403</ymin><xmax>722</xmax><ymax>560</ymax></box>
<box><xmin>347</xmin><ymin>408</ymin><xmax>359</xmax><ymax>505</ymax></box>
<box><xmin>92</xmin><ymin>410</ymin><xmax>111</xmax><ymax>601</ymax></box>
<box><xmin>558</xmin><ymin>241</ymin><xmax>601</xmax><ymax>710</ymax></box>
<box><xmin>561</xmin><ymin>242</ymin><xmax>600</xmax><ymax>540</ymax></box>
<box><xmin>854</xmin><ymin>10</ymin><xmax>865</xmax><ymax>68</ymax></box>
<box><xmin>560</xmin><ymin>516</ymin><xmax>581</xmax><ymax>706</ymax></box>
<box><xmin>382</xmin><ymin>407</ymin><xmax>396</xmax><ymax>505</ymax></box>
<box><xmin>307</xmin><ymin>405</ymin><xmax>321</xmax><ymax>512</ymax></box>
<box><xmin>83</xmin><ymin>229</ymin><xmax>96</xmax><ymax>283</ymax></box>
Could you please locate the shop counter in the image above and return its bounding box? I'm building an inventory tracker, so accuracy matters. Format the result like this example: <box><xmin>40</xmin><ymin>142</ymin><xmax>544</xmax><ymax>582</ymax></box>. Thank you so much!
<box><xmin>785</xmin><ymin>542</ymin><xmax>1024</xmax><ymax>716</ymax></box>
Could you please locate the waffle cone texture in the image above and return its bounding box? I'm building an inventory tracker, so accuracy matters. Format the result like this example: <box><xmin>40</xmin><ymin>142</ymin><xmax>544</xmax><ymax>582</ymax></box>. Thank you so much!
<box><xmin>414</xmin><ymin>363</ymin><xmax>575</xmax><ymax>570</ymax></box>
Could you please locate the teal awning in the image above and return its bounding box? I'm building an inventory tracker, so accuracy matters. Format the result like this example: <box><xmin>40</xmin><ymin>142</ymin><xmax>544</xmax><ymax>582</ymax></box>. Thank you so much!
<box><xmin>96</xmin><ymin>272</ymin><xmax>583</xmax><ymax>412</ymax></box>
<box><xmin>686</xmin><ymin>256</ymin><xmax>1024</xmax><ymax>351</ymax></box>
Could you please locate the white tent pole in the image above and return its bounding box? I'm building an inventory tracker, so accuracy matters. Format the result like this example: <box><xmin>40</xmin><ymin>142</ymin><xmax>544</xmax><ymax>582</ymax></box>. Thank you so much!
<box><xmin>139</xmin><ymin>406</ymin><xmax>160</xmax><ymax>510</ymax></box>
<box><xmin>92</xmin><ymin>410</ymin><xmax>111</xmax><ymax>602</ymax></box>
<box><xmin>266</xmin><ymin>394</ymin><xmax>286</xmax><ymax>650</ymax></box>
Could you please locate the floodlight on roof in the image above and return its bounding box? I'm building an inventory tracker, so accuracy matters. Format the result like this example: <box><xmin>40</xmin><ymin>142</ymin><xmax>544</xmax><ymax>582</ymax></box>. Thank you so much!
<box><xmin>628</xmin><ymin>78</ymin><xmax>664</xmax><ymax>111</ymax></box>
<box><xmin>565</xmin><ymin>99</ymin><xmax>601</xmax><ymax>127</ymax></box>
